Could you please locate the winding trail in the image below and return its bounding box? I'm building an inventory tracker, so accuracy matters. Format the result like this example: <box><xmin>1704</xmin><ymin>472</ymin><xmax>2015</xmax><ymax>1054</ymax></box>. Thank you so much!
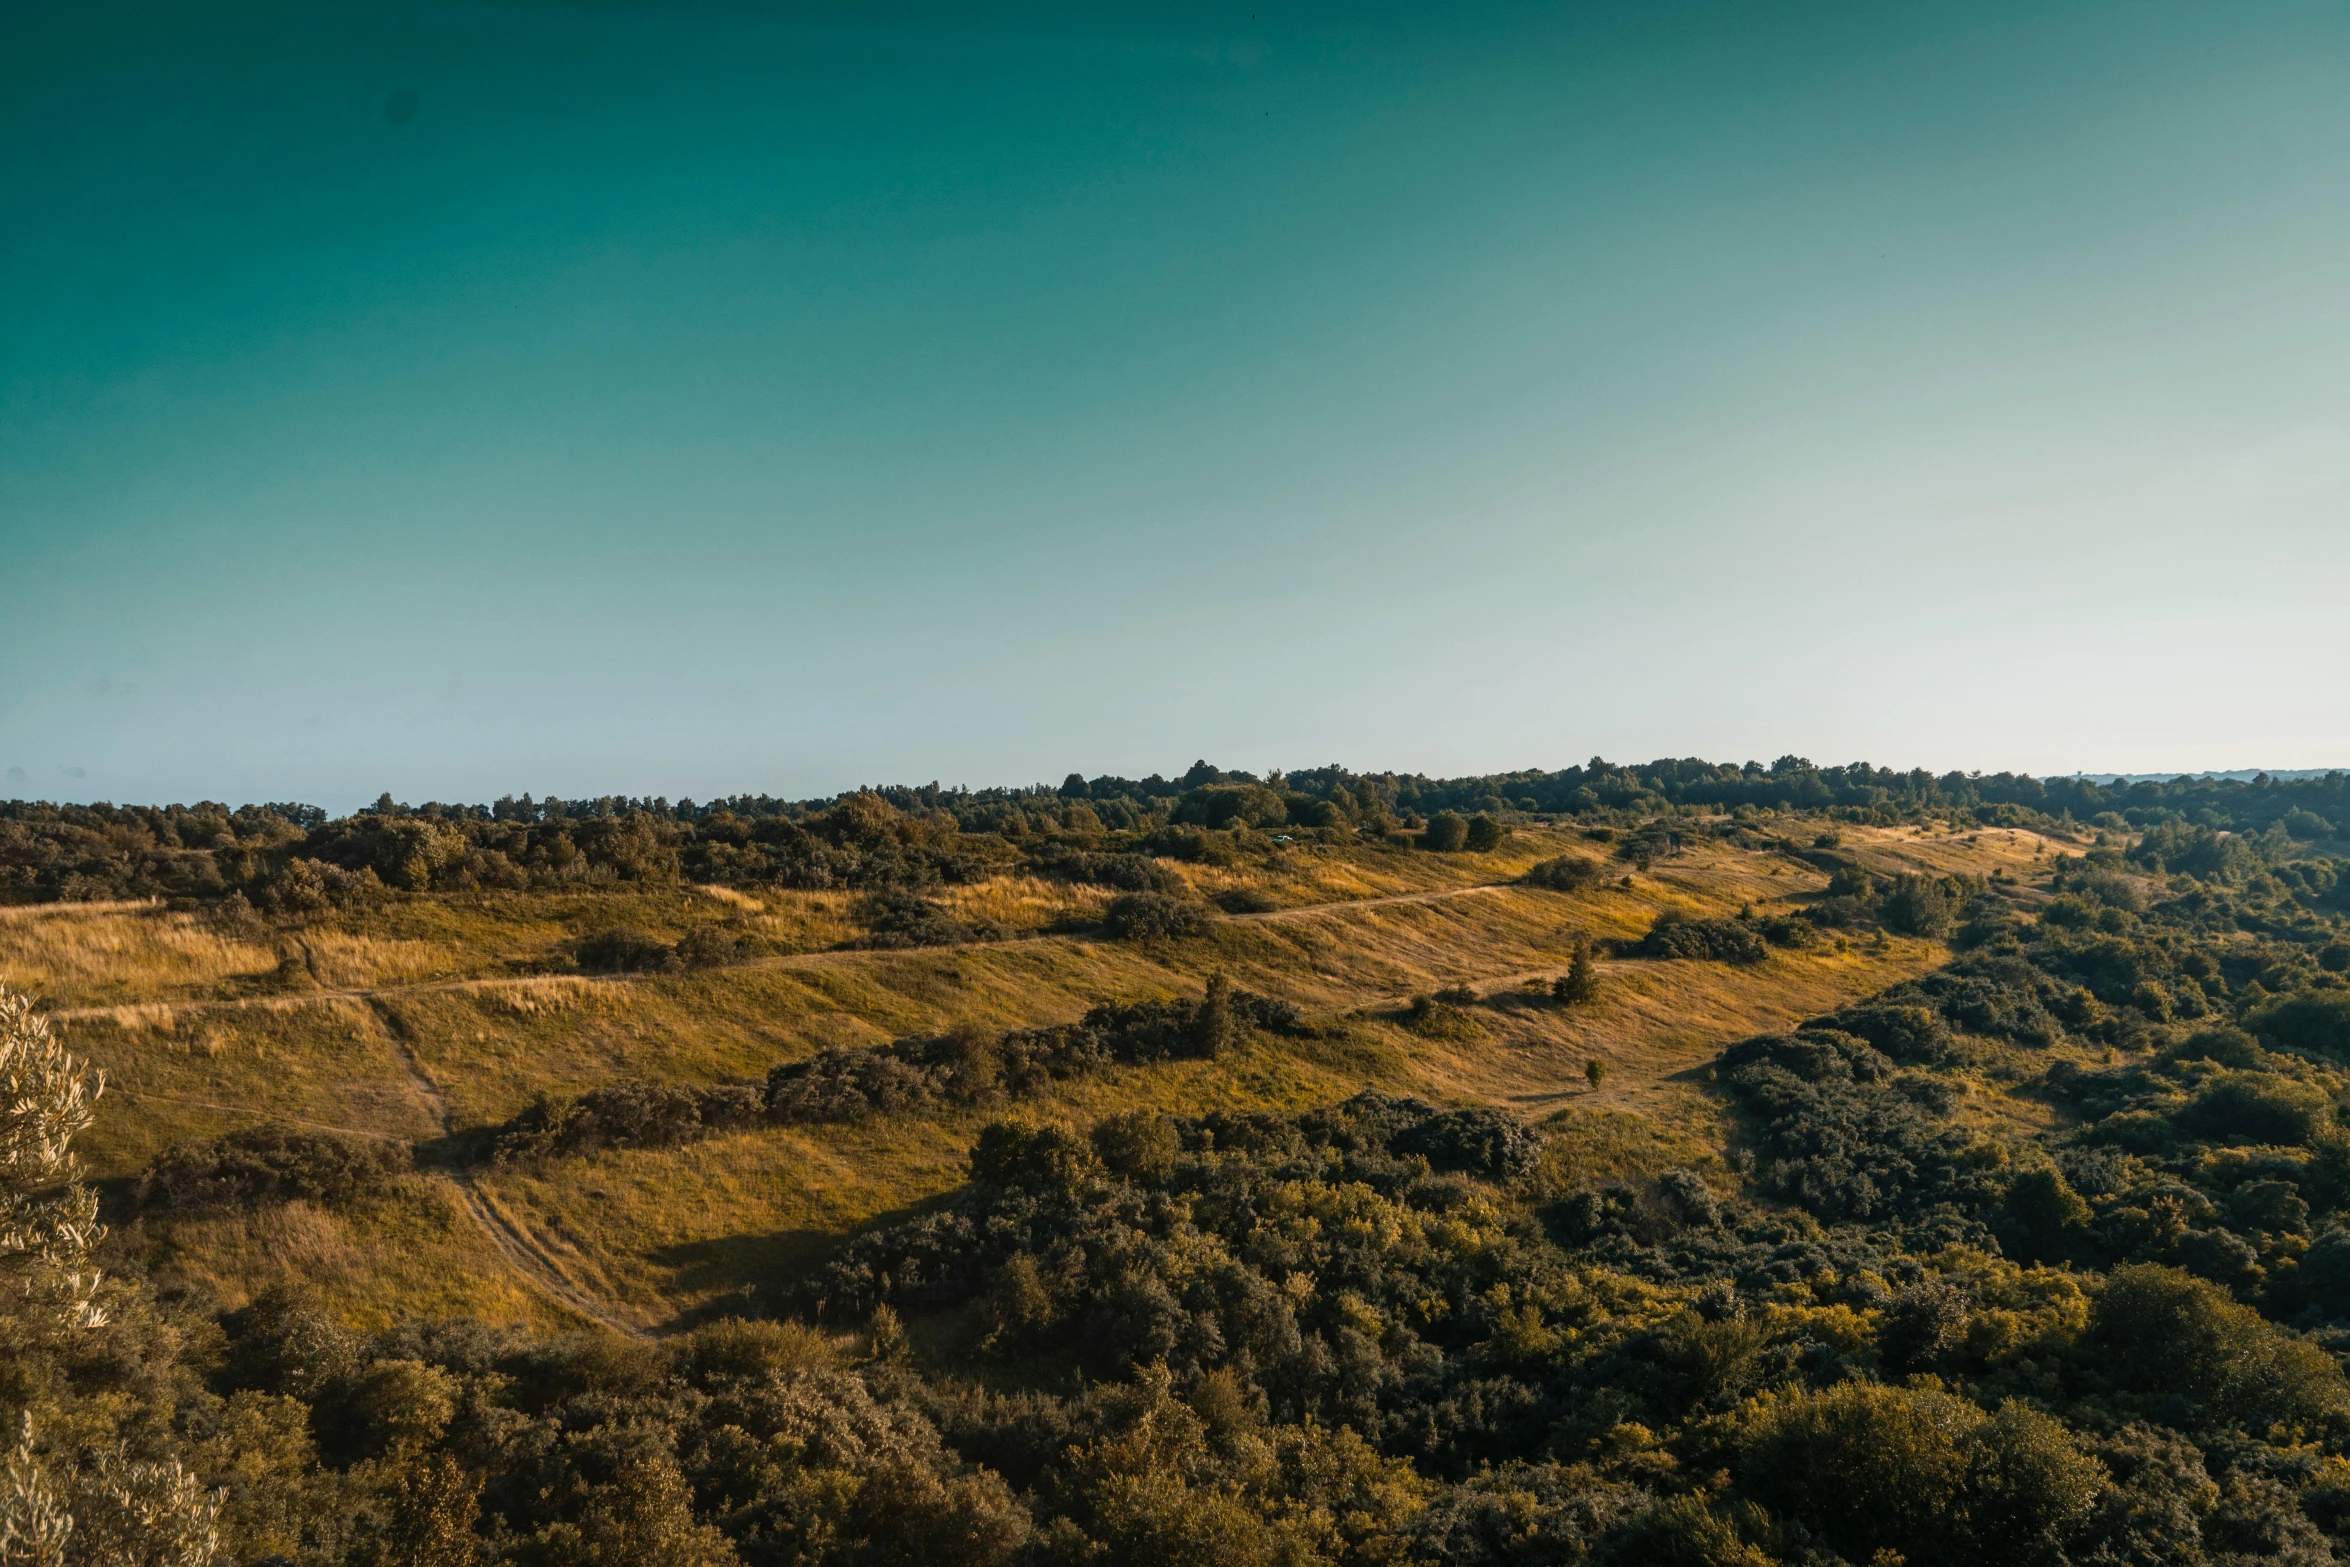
<box><xmin>362</xmin><ymin>992</ymin><xmax>649</xmax><ymax>1339</ymax></box>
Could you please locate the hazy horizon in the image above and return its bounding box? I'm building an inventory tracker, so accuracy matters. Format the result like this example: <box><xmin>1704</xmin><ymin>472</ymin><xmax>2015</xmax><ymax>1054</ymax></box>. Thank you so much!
<box><xmin>9</xmin><ymin>2</ymin><xmax>2348</xmax><ymax>806</ymax></box>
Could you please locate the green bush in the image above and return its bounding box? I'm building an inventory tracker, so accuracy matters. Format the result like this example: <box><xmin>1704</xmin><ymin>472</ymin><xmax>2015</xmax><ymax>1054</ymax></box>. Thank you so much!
<box><xmin>2086</xmin><ymin>1263</ymin><xmax>2350</xmax><ymax>1428</ymax></box>
<box><xmin>1521</xmin><ymin>855</ymin><xmax>1600</xmax><ymax>891</ymax></box>
<box><xmin>139</xmin><ymin>1125</ymin><xmax>411</xmax><ymax>1211</ymax></box>
<box><xmin>1103</xmin><ymin>891</ymin><xmax>1212</xmax><ymax>940</ymax></box>
<box><xmin>1881</xmin><ymin>872</ymin><xmax>1968</xmax><ymax>937</ymax></box>
<box><xmin>2250</xmin><ymin>990</ymin><xmax>2350</xmax><ymax>1057</ymax></box>
<box><xmin>969</xmin><ymin>1120</ymin><xmax>1101</xmax><ymax>1193</ymax></box>
<box><xmin>1422</xmin><ymin>811</ymin><xmax>1469</xmax><ymax>852</ymax></box>
<box><xmin>575</xmin><ymin>926</ymin><xmax>677</xmax><ymax>972</ymax></box>
<box><xmin>2175</xmin><ymin>1073</ymin><xmax>2328</xmax><ymax>1146</ymax></box>
<box><xmin>1641</xmin><ymin>913</ymin><xmax>1767</xmax><ymax>964</ymax></box>
<box><xmin>1740</xmin><ymin>1382</ymin><xmax>1974</xmax><ymax>1562</ymax></box>
<box><xmin>1741</xmin><ymin>1383</ymin><xmax>2104</xmax><ymax>1566</ymax></box>
<box><xmin>1402</xmin><ymin>994</ymin><xmax>1481</xmax><ymax>1040</ymax></box>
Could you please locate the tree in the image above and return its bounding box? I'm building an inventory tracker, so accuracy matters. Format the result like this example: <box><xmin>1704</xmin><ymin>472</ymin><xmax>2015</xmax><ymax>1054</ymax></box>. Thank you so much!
<box><xmin>1463</xmin><ymin>813</ymin><xmax>1506</xmax><ymax>852</ymax></box>
<box><xmin>0</xmin><ymin>983</ymin><xmax>225</xmax><ymax>1563</ymax></box>
<box><xmin>1585</xmin><ymin>1058</ymin><xmax>1608</xmax><ymax>1091</ymax></box>
<box><xmin>1554</xmin><ymin>945</ymin><xmax>1598</xmax><ymax>1007</ymax></box>
<box><xmin>2087</xmin><ymin>1263</ymin><xmax>2350</xmax><ymax>1428</ymax></box>
<box><xmin>0</xmin><ymin>984</ymin><xmax>109</xmax><ymax>1335</ymax></box>
<box><xmin>1881</xmin><ymin>872</ymin><xmax>1963</xmax><ymax>937</ymax></box>
<box><xmin>1740</xmin><ymin>1382</ymin><xmax>1973</xmax><ymax>1563</ymax></box>
<box><xmin>1192</xmin><ymin>972</ymin><xmax>1240</xmax><ymax>1058</ymax></box>
<box><xmin>1422</xmin><ymin>812</ymin><xmax>1469</xmax><ymax>852</ymax></box>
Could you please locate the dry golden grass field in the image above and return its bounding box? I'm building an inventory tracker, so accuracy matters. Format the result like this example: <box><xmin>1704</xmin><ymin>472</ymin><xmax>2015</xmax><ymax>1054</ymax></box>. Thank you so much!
<box><xmin>13</xmin><ymin>819</ymin><xmax>2071</xmax><ymax>1334</ymax></box>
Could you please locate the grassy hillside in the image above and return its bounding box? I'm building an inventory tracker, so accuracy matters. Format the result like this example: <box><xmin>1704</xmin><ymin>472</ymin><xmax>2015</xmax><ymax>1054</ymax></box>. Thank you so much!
<box><xmin>15</xmin><ymin>818</ymin><xmax>2062</xmax><ymax>1330</ymax></box>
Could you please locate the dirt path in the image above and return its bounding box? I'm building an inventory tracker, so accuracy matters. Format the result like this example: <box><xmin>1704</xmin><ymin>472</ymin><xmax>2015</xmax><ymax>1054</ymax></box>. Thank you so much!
<box><xmin>452</xmin><ymin>1179</ymin><xmax>645</xmax><ymax>1339</ymax></box>
<box><xmin>363</xmin><ymin>994</ymin><xmax>649</xmax><ymax>1339</ymax></box>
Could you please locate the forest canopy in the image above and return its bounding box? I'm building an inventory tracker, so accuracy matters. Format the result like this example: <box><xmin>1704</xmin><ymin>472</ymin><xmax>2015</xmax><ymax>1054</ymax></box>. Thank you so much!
<box><xmin>3</xmin><ymin>757</ymin><xmax>2341</xmax><ymax>904</ymax></box>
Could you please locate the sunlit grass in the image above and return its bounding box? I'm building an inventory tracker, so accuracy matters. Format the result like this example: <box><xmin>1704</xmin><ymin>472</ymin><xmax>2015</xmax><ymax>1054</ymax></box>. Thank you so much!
<box><xmin>22</xmin><ymin>821</ymin><xmax>2074</xmax><ymax>1326</ymax></box>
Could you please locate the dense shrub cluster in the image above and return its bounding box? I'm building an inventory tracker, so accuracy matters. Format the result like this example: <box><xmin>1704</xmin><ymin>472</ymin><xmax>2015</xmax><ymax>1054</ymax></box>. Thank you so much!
<box><xmin>0</xmin><ymin>799</ymin><xmax>313</xmax><ymax>902</ymax></box>
<box><xmin>858</xmin><ymin>891</ymin><xmax>1011</xmax><ymax>949</ymax></box>
<box><xmin>1720</xmin><ymin>1028</ymin><xmax>1992</xmax><ymax>1223</ymax></box>
<box><xmin>1519</xmin><ymin>855</ymin><xmax>1601</xmax><ymax>891</ymax></box>
<box><xmin>136</xmin><ymin>1125</ymin><xmax>412</xmax><ymax>1211</ymax></box>
<box><xmin>1639</xmin><ymin>912</ymin><xmax>1768</xmax><ymax>964</ymax></box>
<box><xmin>1023</xmin><ymin>848</ymin><xmax>1187</xmax><ymax>893</ymax></box>
<box><xmin>490</xmin><ymin>1080</ymin><xmax>766</xmax><ymax>1163</ymax></box>
<box><xmin>1101</xmin><ymin>891</ymin><xmax>1214</xmax><ymax>940</ymax></box>
<box><xmin>485</xmin><ymin>981</ymin><xmax>1303</xmax><ymax>1163</ymax></box>
<box><xmin>574</xmin><ymin>923</ymin><xmax>768</xmax><ymax>972</ymax></box>
<box><xmin>764</xmin><ymin>981</ymin><xmax>1293</xmax><ymax>1125</ymax></box>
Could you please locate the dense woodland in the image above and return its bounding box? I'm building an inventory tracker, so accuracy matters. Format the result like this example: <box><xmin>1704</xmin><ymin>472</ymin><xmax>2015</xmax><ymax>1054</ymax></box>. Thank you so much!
<box><xmin>2</xmin><ymin>757</ymin><xmax>2342</xmax><ymax>906</ymax></box>
<box><xmin>7</xmin><ymin>759</ymin><xmax>2350</xmax><ymax>1563</ymax></box>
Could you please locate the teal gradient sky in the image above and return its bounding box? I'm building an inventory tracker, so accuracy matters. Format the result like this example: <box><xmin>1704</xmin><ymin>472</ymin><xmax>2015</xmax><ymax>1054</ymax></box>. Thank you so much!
<box><xmin>6</xmin><ymin>2</ymin><xmax>2348</xmax><ymax>809</ymax></box>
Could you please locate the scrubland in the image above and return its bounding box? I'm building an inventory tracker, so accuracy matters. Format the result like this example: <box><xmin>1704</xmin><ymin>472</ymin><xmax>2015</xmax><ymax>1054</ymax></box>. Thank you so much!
<box><xmin>11</xmin><ymin>761</ymin><xmax>2350</xmax><ymax>1565</ymax></box>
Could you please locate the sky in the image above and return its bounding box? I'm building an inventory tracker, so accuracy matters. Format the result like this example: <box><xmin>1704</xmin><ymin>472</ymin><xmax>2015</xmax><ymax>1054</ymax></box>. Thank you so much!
<box><xmin>5</xmin><ymin>2</ymin><xmax>2348</xmax><ymax>811</ymax></box>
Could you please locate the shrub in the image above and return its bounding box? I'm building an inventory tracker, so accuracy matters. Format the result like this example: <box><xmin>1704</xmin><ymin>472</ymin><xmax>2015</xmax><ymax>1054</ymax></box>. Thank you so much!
<box><xmin>2296</xmin><ymin>1228</ymin><xmax>2350</xmax><ymax>1317</ymax></box>
<box><xmin>1421</xmin><ymin>812</ymin><xmax>1468</xmax><ymax>852</ymax></box>
<box><xmin>1740</xmin><ymin>1382</ymin><xmax>1974</xmax><ymax>1562</ymax></box>
<box><xmin>1103</xmin><ymin>891</ymin><xmax>1212</xmax><ymax>940</ymax></box>
<box><xmin>1405</xmin><ymin>1464</ymin><xmax>1643</xmax><ymax>1567</ymax></box>
<box><xmin>1463</xmin><ymin>814</ymin><xmax>1507</xmax><ymax>852</ymax></box>
<box><xmin>2086</xmin><ymin>1263</ymin><xmax>2350</xmax><ymax>1427</ymax></box>
<box><xmin>490</xmin><ymin>1080</ymin><xmax>763</xmax><ymax>1163</ymax></box>
<box><xmin>1402</xmin><ymin>995</ymin><xmax>1482</xmax><ymax>1041</ymax></box>
<box><xmin>969</xmin><ymin>1120</ymin><xmax>1100</xmax><ymax>1193</ymax></box>
<box><xmin>576</xmin><ymin>927</ymin><xmax>676</xmax><ymax>973</ymax></box>
<box><xmin>255</xmin><ymin>857</ymin><xmax>386</xmax><ymax>917</ymax></box>
<box><xmin>1029</xmin><ymin>850</ymin><xmax>1186</xmax><ymax>894</ymax></box>
<box><xmin>2175</xmin><ymin>1074</ymin><xmax>2328</xmax><ymax>1146</ymax></box>
<box><xmin>2249</xmin><ymin>990</ymin><xmax>2350</xmax><ymax>1057</ymax></box>
<box><xmin>2003</xmin><ymin>1166</ymin><xmax>2091</xmax><ymax>1256</ymax></box>
<box><xmin>1389</xmin><ymin>1106</ymin><xmax>1541</xmax><ymax>1180</ymax></box>
<box><xmin>1640</xmin><ymin>914</ymin><xmax>1766</xmax><ymax>964</ymax></box>
<box><xmin>1811</xmin><ymin>1002</ymin><xmax>1957</xmax><ymax>1065</ymax></box>
<box><xmin>757</xmin><ymin>984</ymin><xmax>1293</xmax><ymax>1129</ymax></box>
<box><xmin>1963</xmin><ymin>1401</ymin><xmax>2110</xmax><ymax>1562</ymax></box>
<box><xmin>673</xmin><ymin>1317</ymin><xmax>838</xmax><ymax>1384</ymax></box>
<box><xmin>139</xmin><ymin>1125</ymin><xmax>411</xmax><ymax>1211</ymax></box>
<box><xmin>861</xmin><ymin>890</ymin><xmax>995</xmax><ymax>948</ymax></box>
<box><xmin>672</xmin><ymin>923</ymin><xmax>761</xmax><ymax>969</ymax></box>
<box><xmin>1091</xmin><ymin>1111</ymin><xmax>1181</xmax><ymax>1184</ymax></box>
<box><xmin>1881</xmin><ymin>873</ymin><xmax>1968</xmax><ymax>937</ymax></box>
<box><xmin>1521</xmin><ymin>855</ymin><xmax>1599</xmax><ymax>891</ymax></box>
